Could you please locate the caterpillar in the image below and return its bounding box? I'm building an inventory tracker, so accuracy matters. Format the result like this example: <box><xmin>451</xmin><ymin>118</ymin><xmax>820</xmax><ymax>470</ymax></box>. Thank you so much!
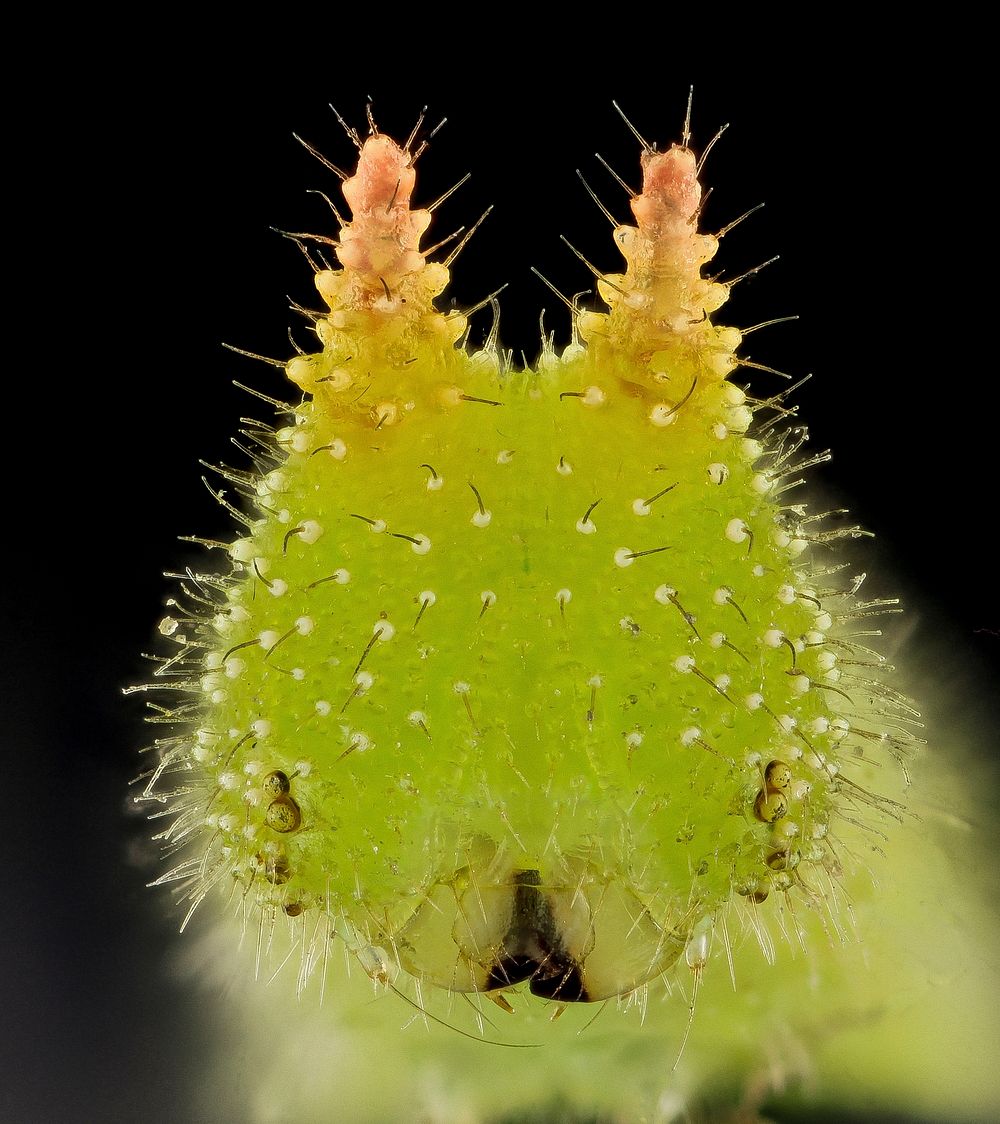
<box><xmin>132</xmin><ymin>100</ymin><xmax>1000</xmax><ymax>1123</ymax></box>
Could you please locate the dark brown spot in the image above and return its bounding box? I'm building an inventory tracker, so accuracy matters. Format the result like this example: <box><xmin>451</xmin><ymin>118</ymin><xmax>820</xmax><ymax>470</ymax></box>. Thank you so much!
<box><xmin>262</xmin><ymin>770</ymin><xmax>291</xmax><ymax>798</ymax></box>
<box><xmin>266</xmin><ymin>796</ymin><xmax>301</xmax><ymax>833</ymax></box>
<box><xmin>764</xmin><ymin>760</ymin><xmax>793</xmax><ymax>792</ymax></box>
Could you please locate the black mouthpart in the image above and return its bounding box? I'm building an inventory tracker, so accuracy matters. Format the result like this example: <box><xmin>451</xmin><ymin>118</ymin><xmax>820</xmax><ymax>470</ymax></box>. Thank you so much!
<box><xmin>484</xmin><ymin>869</ymin><xmax>592</xmax><ymax>1003</ymax></box>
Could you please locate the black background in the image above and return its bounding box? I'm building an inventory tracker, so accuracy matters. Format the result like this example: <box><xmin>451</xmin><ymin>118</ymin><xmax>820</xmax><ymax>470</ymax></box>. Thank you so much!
<box><xmin>7</xmin><ymin>35</ymin><xmax>997</xmax><ymax>1124</ymax></box>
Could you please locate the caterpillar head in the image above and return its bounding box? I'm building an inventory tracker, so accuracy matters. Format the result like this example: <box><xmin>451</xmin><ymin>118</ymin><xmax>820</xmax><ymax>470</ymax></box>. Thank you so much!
<box><xmin>137</xmin><ymin>116</ymin><xmax>911</xmax><ymax>1027</ymax></box>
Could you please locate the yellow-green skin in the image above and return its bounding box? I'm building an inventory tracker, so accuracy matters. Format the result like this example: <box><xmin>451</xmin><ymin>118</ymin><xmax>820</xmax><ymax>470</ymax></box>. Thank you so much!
<box><xmin>144</xmin><ymin>131</ymin><xmax>936</xmax><ymax>1118</ymax></box>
